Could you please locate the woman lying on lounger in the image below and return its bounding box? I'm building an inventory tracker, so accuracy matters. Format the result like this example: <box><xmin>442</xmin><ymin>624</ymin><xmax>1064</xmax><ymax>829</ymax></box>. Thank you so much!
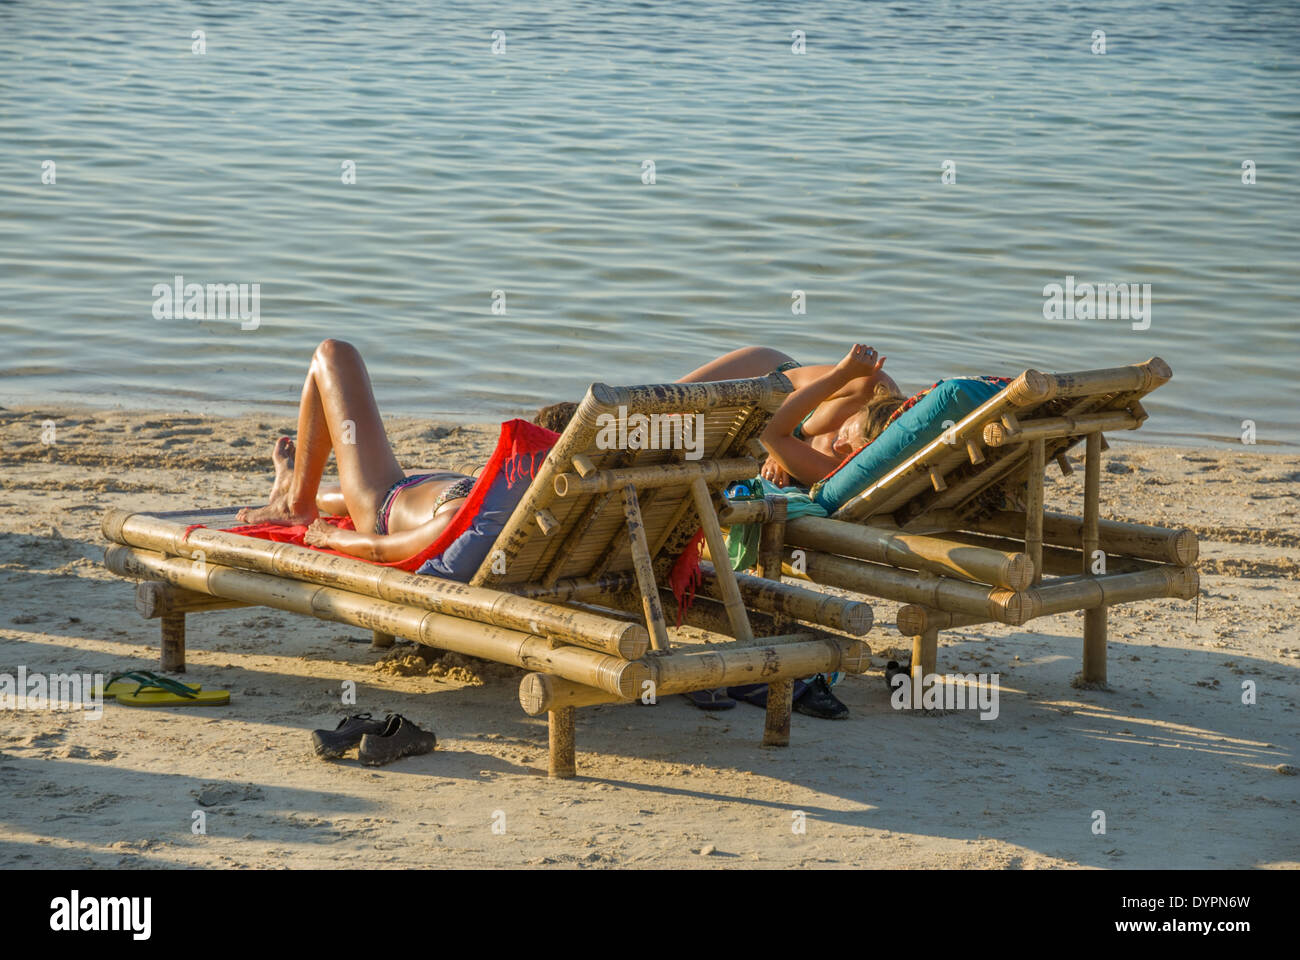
<box><xmin>680</xmin><ymin>344</ymin><xmax>906</xmax><ymax>488</ymax></box>
<box><xmin>237</xmin><ymin>339</ymin><xmax>480</xmax><ymax>562</ymax></box>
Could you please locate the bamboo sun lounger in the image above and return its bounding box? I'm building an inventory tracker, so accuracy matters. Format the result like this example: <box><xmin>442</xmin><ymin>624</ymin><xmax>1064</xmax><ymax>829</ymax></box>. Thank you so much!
<box><xmin>717</xmin><ymin>357</ymin><xmax>1199</xmax><ymax>690</ymax></box>
<box><xmin>100</xmin><ymin>374</ymin><xmax>873</xmax><ymax>778</ymax></box>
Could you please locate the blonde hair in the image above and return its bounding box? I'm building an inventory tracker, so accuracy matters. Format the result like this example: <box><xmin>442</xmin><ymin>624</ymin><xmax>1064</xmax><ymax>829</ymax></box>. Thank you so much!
<box><xmin>856</xmin><ymin>391</ymin><xmax>906</xmax><ymax>446</ymax></box>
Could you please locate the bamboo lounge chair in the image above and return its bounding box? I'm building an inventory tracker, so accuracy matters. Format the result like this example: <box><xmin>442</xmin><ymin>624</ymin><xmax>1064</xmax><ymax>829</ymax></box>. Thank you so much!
<box><xmin>714</xmin><ymin>358</ymin><xmax>1198</xmax><ymax>689</ymax></box>
<box><xmin>100</xmin><ymin>374</ymin><xmax>873</xmax><ymax>777</ymax></box>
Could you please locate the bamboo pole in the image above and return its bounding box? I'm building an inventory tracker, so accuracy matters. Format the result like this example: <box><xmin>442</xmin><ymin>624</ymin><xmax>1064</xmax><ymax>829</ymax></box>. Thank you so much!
<box><xmin>510</xmin><ymin>572</ymin><xmax>637</xmax><ymax>602</ymax></box>
<box><xmin>911</xmin><ymin>626</ymin><xmax>939</xmax><ymax>689</ymax></box>
<box><xmin>102</xmin><ymin>510</ymin><xmax>647</xmax><ymax>659</ymax></box>
<box><xmin>371</xmin><ymin>631</ymin><xmax>395</xmax><ymax>649</ymax></box>
<box><xmin>1025</xmin><ymin>439</ymin><xmax>1045</xmax><ymax>586</ymax></box>
<box><xmin>621</xmin><ymin>485</ymin><xmax>671</xmax><ymax>652</ymax></box>
<box><xmin>104</xmin><ymin>545</ymin><xmax>650</xmax><ymax>698</ymax></box>
<box><xmin>943</xmin><ymin>531</ymin><xmax>1153</xmax><ymax>578</ymax></box>
<box><xmin>519</xmin><ymin>673</ymin><xmax>624</xmax><ymax>714</ymax></box>
<box><xmin>1082</xmin><ymin>432</ymin><xmax>1107</xmax><ymax>683</ymax></box>
<box><xmin>1042</xmin><ymin>358</ymin><xmax>1172</xmax><ymax>400</ymax></box>
<box><xmin>784</xmin><ymin>515</ymin><xmax>1033</xmax><ymax>590</ymax></box>
<box><xmin>763</xmin><ymin>680</ymin><xmax>793</xmax><ymax>747</ymax></box>
<box><xmin>548</xmin><ymin>708</ymin><xmax>576</xmax><ymax>779</ymax></box>
<box><xmin>983</xmin><ymin>411</ymin><xmax>1140</xmax><ymax>447</ymax></box>
<box><xmin>697</xmin><ymin>562</ymin><xmax>873</xmax><ymax>636</ymax></box>
<box><xmin>690</xmin><ymin>477</ymin><xmax>754</xmax><ymax>643</ymax></box>
<box><xmin>717</xmin><ymin>497</ymin><xmax>782</xmax><ymax>526</ymax></box>
<box><xmin>135</xmin><ymin>581</ymin><xmax>246</xmax><ymax>618</ymax></box>
<box><xmin>896</xmin><ymin>605</ymin><xmax>988</xmax><ymax>636</ymax></box>
<box><xmin>960</xmin><ymin>510</ymin><xmax>1198</xmax><ymax>566</ymax></box>
<box><xmin>644</xmin><ymin>635</ymin><xmax>869</xmax><ymax>695</ymax></box>
<box><xmin>623</xmin><ymin>589</ymin><xmax>785</xmax><ymax>640</ymax></box>
<box><xmin>161</xmin><ymin>614</ymin><xmax>185</xmax><ymax>672</ymax></box>
<box><xmin>554</xmin><ymin>458</ymin><xmax>760</xmax><ymax>498</ymax></box>
<box><xmin>785</xmin><ymin>548</ymin><xmax>1038</xmax><ymax>625</ymax></box>
<box><xmin>755</xmin><ymin>497</ymin><xmax>788</xmax><ymax>583</ymax></box>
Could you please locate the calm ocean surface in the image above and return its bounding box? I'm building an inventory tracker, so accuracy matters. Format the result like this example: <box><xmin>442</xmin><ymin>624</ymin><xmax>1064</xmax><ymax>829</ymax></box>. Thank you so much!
<box><xmin>2</xmin><ymin>1</ymin><xmax>1297</xmax><ymax>447</ymax></box>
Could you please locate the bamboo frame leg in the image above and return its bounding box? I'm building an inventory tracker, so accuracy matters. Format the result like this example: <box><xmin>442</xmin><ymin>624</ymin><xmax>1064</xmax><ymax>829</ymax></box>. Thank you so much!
<box><xmin>763</xmin><ymin>679</ymin><xmax>793</xmax><ymax>747</ymax></box>
<box><xmin>371</xmin><ymin>630</ymin><xmax>395</xmax><ymax>649</ymax></box>
<box><xmin>548</xmin><ymin>707</ymin><xmax>577</xmax><ymax>779</ymax></box>
<box><xmin>689</xmin><ymin>477</ymin><xmax>754</xmax><ymax>643</ymax></box>
<box><xmin>1025</xmin><ymin>439</ymin><xmax>1045</xmax><ymax>586</ymax></box>
<box><xmin>911</xmin><ymin>626</ymin><xmax>938</xmax><ymax>695</ymax></box>
<box><xmin>161</xmin><ymin>614</ymin><xmax>185</xmax><ymax>672</ymax></box>
<box><xmin>758</xmin><ymin>500</ymin><xmax>792</xmax><ymax>744</ymax></box>
<box><xmin>1080</xmin><ymin>432</ymin><xmax>1108</xmax><ymax>686</ymax></box>
<box><xmin>621</xmin><ymin>485</ymin><xmax>671</xmax><ymax>652</ymax></box>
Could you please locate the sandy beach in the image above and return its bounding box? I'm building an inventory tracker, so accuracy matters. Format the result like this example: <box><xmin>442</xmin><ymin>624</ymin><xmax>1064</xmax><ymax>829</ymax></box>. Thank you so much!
<box><xmin>1</xmin><ymin>404</ymin><xmax>1297</xmax><ymax>869</ymax></box>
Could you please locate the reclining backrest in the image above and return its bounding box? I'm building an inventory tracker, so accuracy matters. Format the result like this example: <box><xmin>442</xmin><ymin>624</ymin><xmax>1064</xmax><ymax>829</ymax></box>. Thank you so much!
<box><xmin>472</xmin><ymin>374</ymin><xmax>792</xmax><ymax>588</ymax></box>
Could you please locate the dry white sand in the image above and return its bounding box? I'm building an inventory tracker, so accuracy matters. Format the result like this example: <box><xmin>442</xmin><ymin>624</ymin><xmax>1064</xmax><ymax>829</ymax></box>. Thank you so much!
<box><xmin>1</xmin><ymin>405</ymin><xmax>1297</xmax><ymax>868</ymax></box>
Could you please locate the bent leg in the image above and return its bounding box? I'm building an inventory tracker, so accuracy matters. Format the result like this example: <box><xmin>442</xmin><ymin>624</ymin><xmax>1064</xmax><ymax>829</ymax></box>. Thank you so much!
<box><xmin>240</xmin><ymin>339</ymin><xmax>405</xmax><ymax>530</ymax></box>
<box><xmin>678</xmin><ymin>346</ymin><xmax>794</xmax><ymax>383</ymax></box>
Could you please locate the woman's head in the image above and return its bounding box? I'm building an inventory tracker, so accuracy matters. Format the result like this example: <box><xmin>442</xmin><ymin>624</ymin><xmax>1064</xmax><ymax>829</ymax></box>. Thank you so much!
<box><xmin>533</xmin><ymin>401</ymin><xmax>578</xmax><ymax>434</ymax></box>
<box><xmin>833</xmin><ymin>390</ymin><xmax>906</xmax><ymax>457</ymax></box>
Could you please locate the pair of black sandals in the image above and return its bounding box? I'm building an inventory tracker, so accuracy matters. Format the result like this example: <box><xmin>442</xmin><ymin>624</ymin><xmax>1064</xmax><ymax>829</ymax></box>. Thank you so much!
<box><xmin>311</xmin><ymin>713</ymin><xmax>436</xmax><ymax>766</ymax></box>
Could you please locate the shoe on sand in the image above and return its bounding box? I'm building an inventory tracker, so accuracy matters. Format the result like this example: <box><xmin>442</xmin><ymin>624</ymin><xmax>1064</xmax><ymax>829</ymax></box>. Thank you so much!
<box><xmin>794</xmin><ymin>674</ymin><xmax>849</xmax><ymax>720</ymax></box>
<box><xmin>312</xmin><ymin>713</ymin><xmax>388</xmax><ymax>759</ymax></box>
<box><xmin>358</xmin><ymin>714</ymin><xmax>437</xmax><ymax>766</ymax></box>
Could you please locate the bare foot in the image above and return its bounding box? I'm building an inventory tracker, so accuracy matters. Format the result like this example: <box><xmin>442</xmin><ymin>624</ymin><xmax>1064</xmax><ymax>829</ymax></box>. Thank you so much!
<box><xmin>237</xmin><ymin>437</ymin><xmax>317</xmax><ymax>525</ymax></box>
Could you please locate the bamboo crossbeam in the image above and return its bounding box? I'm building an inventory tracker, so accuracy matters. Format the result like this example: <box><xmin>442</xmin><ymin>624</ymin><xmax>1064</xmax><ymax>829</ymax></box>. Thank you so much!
<box><xmin>895</xmin><ymin>605</ymin><xmax>989</xmax><ymax>636</ymax></box>
<box><xmin>1041</xmin><ymin>358</ymin><xmax>1172</xmax><ymax>401</ymax></box>
<box><xmin>717</xmin><ymin>497</ymin><xmax>782</xmax><ymax>525</ymax></box>
<box><xmin>102</xmin><ymin>510</ymin><xmax>646</xmax><ymax>659</ymax></box>
<box><xmin>104</xmin><ymin>544</ymin><xmax>650</xmax><ymax>698</ymax></box>
<box><xmin>553</xmin><ymin>458</ymin><xmax>760</xmax><ymax>498</ymax></box>
<box><xmin>697</xmin><ymin>561</ymin><xmax>873</xmax><ymax>635</ymax></box>
<box><xmin>785</xmin><ymin>547</ymin><xmax>1038</xmax><ymax>625</ymax></box>
<box><xmin>983</xmin><ymin>410</ymin><xmax>1140</xmax><ymax>447</ymax></box>
<box><xmin>643</xmin><ymin>635</ymin><xmax>870</xmax><ymax>696</ymax></box>
<box><xmin>784</xmin><ymin>515</ymin><xmax>1033</xmax><ymax>590</ymax></box>
<box><xmin>594</xmin><ymin>586</ymin><xmax>784</xmax><ymax>640</ymax></box>
<box><xmin>135</xmin><ymin>581</ymin><xmax>246</xmax><ymax>618</ymax></box>
<box><xmin>960</xmin><ymin>511</ymin><xmax>1198</xmax><ymax>565</ymax></box>
<box><xmin>790</xmin><ymin>547</ymin><xmax>1196</xmax><ymax>625</ymax></box>
<box><xmin>509</xmin><ymin>572</ymin><xmax>637</xmax><ymax>602</ymax></box>
<box><xmin>942</xmin><ymin>531</ymin><xmax>1154</xmax><ymax>577</ymax></box>
<box><xmin>519</xmin><ymin>673</ymin><xmax>624</xmax><ymax>714</ymax></box>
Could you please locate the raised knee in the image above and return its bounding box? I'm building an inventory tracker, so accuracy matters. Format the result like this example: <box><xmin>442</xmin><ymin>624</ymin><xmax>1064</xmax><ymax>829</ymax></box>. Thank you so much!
<box><xmin>314</xmin><ymin>338</ymin><xmax>358</xmax><ymax>367</ymax></box>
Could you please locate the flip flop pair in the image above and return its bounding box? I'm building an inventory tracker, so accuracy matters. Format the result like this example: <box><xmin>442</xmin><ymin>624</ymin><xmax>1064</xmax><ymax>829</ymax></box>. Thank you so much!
<box><xmin>96</xmin><ymin>671</ymin><xmax>230</xmax><ymax>707</ymax></box>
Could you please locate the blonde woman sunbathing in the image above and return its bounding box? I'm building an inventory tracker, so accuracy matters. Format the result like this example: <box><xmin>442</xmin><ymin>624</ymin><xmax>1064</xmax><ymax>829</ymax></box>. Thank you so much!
<box><xmin>237</xmin><ymin>339</ymin><xmax>477</xmax><ymax>562</ymax></box>
<box><xmin>680</xmin><ymin>344</ymin><xmax>905</xmax><ymax>488</ymax></box>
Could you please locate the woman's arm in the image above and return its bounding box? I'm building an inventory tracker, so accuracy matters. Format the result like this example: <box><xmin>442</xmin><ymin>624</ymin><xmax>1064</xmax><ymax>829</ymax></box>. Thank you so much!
<box><xmin>304</xmin><ymin>515</ymin><xmax>453</xmax><ymax>563</ymax></box>
<box><xmin>761</xmin><ymin>344</ymin><xmax>886</xmax><ymax>486</ymax></box>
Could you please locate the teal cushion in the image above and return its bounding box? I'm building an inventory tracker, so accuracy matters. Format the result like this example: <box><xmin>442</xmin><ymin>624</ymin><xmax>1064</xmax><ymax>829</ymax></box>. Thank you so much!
<box><xmin>811</xmin><ymin>378</ymin><xmax>1007</xmax><ymax>513</ymax></box>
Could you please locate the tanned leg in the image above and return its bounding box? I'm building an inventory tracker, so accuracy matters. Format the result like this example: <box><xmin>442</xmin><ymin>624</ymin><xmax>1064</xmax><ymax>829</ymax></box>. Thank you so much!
<box><xmin>678</xmin><ymin>346</ymin><xmax>793</xmax><ymax>383</ymax></box>
<box><xmin>238</xmin><ymin>339</ymin><xmax>405</xmax><ymax>530</ymax></box>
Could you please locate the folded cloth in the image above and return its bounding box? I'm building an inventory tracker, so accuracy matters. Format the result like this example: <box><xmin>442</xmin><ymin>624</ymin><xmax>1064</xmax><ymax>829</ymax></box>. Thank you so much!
<box><xmin>723</xmin><ymin>477</ymin><xmax>827</xmax><ymax>572</ymax></box>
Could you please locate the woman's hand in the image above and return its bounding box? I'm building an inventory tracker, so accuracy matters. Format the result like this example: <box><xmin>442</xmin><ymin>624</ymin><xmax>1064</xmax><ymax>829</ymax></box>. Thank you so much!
<box><xmin>835</xmin><ymin>343</ymin><xmax>886</xmax><ymax>380</ymax></box>
<box><xmin>760</xmin><ymin>456</ymin><xmax>790</xmax><ymax>487</ymax></box>
<box><xmin>303</xmin><ymin>518</ymin><xmax>335</xmax><ymax>548</ymax></box>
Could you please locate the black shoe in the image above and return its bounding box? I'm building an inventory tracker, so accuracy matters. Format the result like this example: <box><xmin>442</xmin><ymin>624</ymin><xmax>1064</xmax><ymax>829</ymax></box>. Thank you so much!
<box><xmin>311</xmin><ymin>713</ymin><xmax>388</xmax><ymax>759</ymax></box>
<box><xmin>794</xmin><ymin>674</ymin><xmax>849</xmax><ymax>720</ymax></box>
<box><xmin>358</xmin><ymin>714</ymin><xmax>437</xmax><ymax>766</ymax></box>
<box><xmin>885</xmin><ymin>660</ymin><xmax>911</xmax><ymax>693</ymax></box>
